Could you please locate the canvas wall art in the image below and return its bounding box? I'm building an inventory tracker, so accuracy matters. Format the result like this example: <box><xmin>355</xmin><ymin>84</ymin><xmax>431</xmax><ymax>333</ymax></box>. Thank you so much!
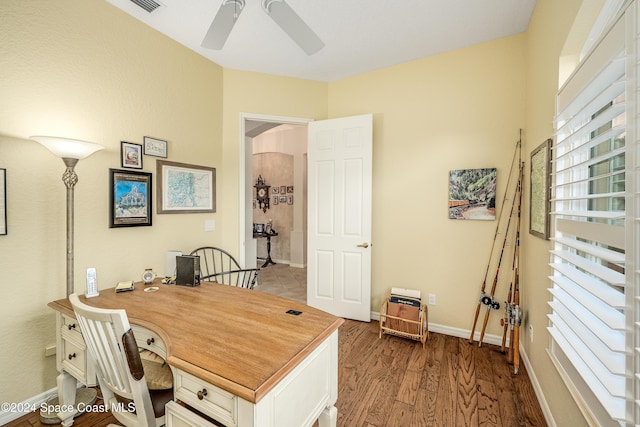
<box><xmin>449</xmin><ymin>168</ymin><xmax>497</xmax><ymax>220</ymax></box>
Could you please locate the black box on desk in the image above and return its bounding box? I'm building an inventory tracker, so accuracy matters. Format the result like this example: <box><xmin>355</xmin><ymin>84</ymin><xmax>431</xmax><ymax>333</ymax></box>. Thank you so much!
<box><xmin>176</xmin><ymin>255</ymin><xmax>200</xmax><ymax>287</ymax></box>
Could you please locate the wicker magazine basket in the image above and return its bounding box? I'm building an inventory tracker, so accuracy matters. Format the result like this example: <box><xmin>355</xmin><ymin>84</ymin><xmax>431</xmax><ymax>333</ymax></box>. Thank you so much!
<box><xmin>379</xmin><ymin>293</ymin><xmax>429</xmax><ymax>348</ymax></box>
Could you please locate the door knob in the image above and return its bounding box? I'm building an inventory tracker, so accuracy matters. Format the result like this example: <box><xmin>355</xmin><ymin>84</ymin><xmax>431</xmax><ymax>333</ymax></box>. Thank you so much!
<box><xmin>357</xmin><ymin>242</ymin><xmax>369</xmax><ymax>248</ymax></box>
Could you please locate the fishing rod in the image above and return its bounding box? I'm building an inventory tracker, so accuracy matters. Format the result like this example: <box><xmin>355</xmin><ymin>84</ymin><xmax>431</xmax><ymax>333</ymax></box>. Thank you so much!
<box><xmin>511</xmin><ymin>177</ymin><xmax>523</xmax><ymax>373</ymax></box>
<box><xmin>477</xmin><ymin>162</ymin><xmax>522</xmax><ymax>347</ymax></box>
<box><xmin>468</xmin><ymin>137</ymin><xmax>522</xmax><ymax>344</ymax></box>
<box><xmin>501</xmin><ymin>160</ymin><xmax>523</xmax><ymax>361</ymax></box>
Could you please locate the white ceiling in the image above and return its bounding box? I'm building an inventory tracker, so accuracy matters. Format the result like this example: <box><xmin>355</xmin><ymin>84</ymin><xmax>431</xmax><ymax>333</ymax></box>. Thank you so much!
<box><xmin>105</xmin><ymin>0</ymin><xmax>536</xmax><ymax>82</ymax></box>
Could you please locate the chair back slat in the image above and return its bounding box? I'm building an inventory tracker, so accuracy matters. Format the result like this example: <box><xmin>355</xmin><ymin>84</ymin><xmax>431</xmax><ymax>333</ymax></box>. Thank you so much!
<box><xmin>69</xmin><ymin>293</ymin><xmax>161</xmax><ymax>426</ymax></box>
<box><xmin>189</xmin><ymin>246</ymin><xmax>260</xmax><ymax>289</ymax></box>
<box><xmin>72</xmin><ymin>297</ymin><xmax>134</xmax><ymax>397</ymax></box>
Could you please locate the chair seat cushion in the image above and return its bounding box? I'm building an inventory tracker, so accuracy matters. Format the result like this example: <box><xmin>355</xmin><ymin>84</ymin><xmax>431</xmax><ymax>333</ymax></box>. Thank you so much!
<box><xmin>139</xmin><ymin>349</ymin><xmax>173</xmax><ymax>390</ymax></box>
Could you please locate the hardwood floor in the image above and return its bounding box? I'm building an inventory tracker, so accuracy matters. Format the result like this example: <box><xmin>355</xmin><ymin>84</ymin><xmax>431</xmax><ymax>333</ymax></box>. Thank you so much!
<box><xmin>6</xmin><ymin>319</ymin><xmax>546</xmax><ymax>427</ymax></box>
<box><xmin>338</xmin><ymin>320</ymin><xmax>546</xmax><ymax>427</ymax></box>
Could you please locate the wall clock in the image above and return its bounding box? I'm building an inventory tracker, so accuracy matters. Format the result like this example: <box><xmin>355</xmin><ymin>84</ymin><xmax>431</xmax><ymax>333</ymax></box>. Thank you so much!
<box><xmin>255</xmin><ymin>175</ymin><xmax>270</xmax><ymax>213</ymax></box>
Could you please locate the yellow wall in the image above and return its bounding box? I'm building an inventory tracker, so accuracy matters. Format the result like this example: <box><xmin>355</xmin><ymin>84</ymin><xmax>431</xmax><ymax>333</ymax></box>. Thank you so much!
<box><xmin>0</xmin><ymin>0</ymin><xmax>223</xmax><ymax>402</ymax></box>
<box><xmin>219</xmin><ymin>69</ymin><xmax>327</xmax><ymax>254</ymax></box>
<box><xmin>328</xmin><ymin>35</ymin><xmax>527</xmax><ymax>339</ymax></box>
<box><xmin>522</xmin><ymin>0</ymin><xmax>587</xmax><ymax>425</ymax></box>
<box><xmin>0</xmin><ymin>0</ymin><xmax>595</xmax><ymax>425</ymax></box>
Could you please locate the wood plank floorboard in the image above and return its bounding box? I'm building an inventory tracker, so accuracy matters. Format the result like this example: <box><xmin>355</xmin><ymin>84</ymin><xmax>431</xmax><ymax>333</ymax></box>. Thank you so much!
<box><xmin>5</xmin><ymin>319</ymin><xmax>547</xmax><ymax>427</ymax></box>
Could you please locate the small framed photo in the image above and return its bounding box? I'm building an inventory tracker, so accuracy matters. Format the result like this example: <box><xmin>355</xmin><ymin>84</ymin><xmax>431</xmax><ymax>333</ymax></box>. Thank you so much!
<box><xmin>279</xmin><ymin>196</ymin><xmax>287</xmax><ymax>203</ymax></box>
<box><xmin>287</xmin><ymin>195</ymin><xmax>293</xmax><ymax>205</ymax></box>
<box><xmin>272</xmin><ymin>195</ymin><xmax>278</xmax><ymax>205</ymax></box>
<box><xmin>143</xmin><ymin>136</ymin><xmax>168</xmax><ymax>158</ymax></box>
<box><xmin>280</xmin><ymin>186</ymin><xmax>286</xmax><ymax>194</ymax></box>
<box><xmin>109</xmin><ymin>169</ymin><xmax>152</xmax><ymax>228</ymax></box>
<box><xmin>121</xmin><ymin>142</ymin><xmax>143</xmax><ymax>169</ymax></box>
<box><xmin>272</xmin><ymin>187</ymin><xmax>279</xmax><ymax>194</ymax></box>
<box><xmin>287</xmin><ymin>186</ymin><xmax>294</xmax><ymax>193</ymax></box>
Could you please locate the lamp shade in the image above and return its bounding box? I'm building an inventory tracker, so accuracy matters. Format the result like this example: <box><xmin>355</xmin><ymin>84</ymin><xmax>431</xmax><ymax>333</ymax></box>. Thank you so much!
<box><xmin>30</xmin><ymin>136</ymin><xmax>104</xmax><ymax>160</ymax></box>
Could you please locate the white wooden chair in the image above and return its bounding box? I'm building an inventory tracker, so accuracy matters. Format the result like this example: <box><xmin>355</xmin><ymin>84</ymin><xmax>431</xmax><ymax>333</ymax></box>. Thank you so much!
<box><xmin>190</xmin><ymin>246</ymin><xmax>260</xmax><ymax>289</ymax></box>
<box><xmin>69</xmin><ymin>294</ymin><xmax>173</xmax><ymax>427</ymax></box>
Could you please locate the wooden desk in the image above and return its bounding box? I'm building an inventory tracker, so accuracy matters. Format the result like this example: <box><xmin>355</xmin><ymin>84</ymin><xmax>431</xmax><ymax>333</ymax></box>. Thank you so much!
<box><xmin>49</xmin><ymin>281</ymin><xmax>344</xmax><ymax>427</ymax></box>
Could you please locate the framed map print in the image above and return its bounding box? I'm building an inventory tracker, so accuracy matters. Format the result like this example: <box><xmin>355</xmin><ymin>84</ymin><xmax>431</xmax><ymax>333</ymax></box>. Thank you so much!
<box><xmin>157</xmin><ymin>160</ymin><xmax>216</xmax><ymax>214</ymax></box>
<box><xmin>530</xmin><ymin>139</ymin><xmax>552</xmax><ymax>239</ymax></box>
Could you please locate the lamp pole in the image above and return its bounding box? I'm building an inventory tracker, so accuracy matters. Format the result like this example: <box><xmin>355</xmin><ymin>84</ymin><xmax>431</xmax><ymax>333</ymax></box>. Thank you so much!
<box><xmin>62</xmin><ymin>158</ymin><xmax>79</xmax><ymax>297</ymax></box>
<box><xmin>31</xmin><ymin>136</ymin><xmax>103</xmax><ymax>423</ymax></box>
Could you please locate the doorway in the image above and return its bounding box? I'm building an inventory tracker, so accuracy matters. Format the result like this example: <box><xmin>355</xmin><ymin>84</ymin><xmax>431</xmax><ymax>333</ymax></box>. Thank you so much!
<box><xmin>239</xmin><ymin>113</ymin><xmax>312</xmax><ymax>270</ymax></box>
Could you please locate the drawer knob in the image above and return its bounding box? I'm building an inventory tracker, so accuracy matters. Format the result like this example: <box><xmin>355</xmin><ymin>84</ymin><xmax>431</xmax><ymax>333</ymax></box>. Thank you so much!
<box><xmin>197</xmin><ymin>389</ymin><xmax>208</xmax><ymax>400</ymax></box>
<box><xmin>68</xmin><ymin>353</ymin><xmax>76</xmax><ymax>360</ymax></box>
<box><xmin>147</xmin><ymin>337</ymin><xmax>154</xmax><ymax>345</ymax></box>
<box><xmin>68</xmin><ymin>324</ymin><xmax>76</xmax><ymax>330</ymax></box>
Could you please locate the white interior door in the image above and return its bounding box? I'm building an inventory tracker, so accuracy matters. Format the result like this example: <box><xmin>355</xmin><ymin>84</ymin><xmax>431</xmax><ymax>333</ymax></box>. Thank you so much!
<box><xmin>307</xmin><ymin>114</ymin><xmax>372</xmax><ymax>321</ymax></box>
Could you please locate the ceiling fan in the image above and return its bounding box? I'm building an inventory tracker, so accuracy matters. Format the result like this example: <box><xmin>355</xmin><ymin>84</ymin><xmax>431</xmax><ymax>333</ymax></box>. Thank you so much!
<box><xmin>201</xmin><ymin>0</ymin><xmax>324</xmax><ymax>55</ymax></box>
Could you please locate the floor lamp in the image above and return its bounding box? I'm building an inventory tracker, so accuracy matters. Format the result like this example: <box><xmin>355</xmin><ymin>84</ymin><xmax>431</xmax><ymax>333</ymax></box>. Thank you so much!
<box><xmin>31</xmin><ymin>136</ymin><xmax>104</xmax><ymax>424</ymax></box>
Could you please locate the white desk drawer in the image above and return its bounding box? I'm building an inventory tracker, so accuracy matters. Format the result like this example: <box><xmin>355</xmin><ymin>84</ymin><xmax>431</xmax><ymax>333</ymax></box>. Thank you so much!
<box><xmin>174</xmin><ymin>369</ymin><xmax>237</xmax><ymax>427</ymax></box>
<box><xmin>165</xmin><ymin>401</ymin><xmax>220</xmax><ymax>427</ymax></box>
<box><xmin>131</xmin><ymin>324</ymin><xmax>166</xmax><ymax>358</ymax></box>
<box><xmin>60</xmin><ymin>336</ymin><xmax>87</xmax><ymax>381</ymax></box>
<box><xmin>61</xmin><ymin>314</ymin><xmax>82</xmax><ymax>340</ymax></box>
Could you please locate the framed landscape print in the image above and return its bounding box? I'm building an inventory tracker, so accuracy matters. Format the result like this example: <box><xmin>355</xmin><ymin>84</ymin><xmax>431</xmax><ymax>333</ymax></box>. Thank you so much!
<box><xmin>157</xmin><ymin>160</ymin><xmax>216</xmax><ymax>214</ymax></box>
<box><xmin>109</xmin><ymin>169</ymin><xmax>152</xmax><ymax>228</ymax></box>
<box><xmin>530</xmin><ymin>139</ymin><xmax>552</xmax><ymax>239</ymax></box>
<box><xmin>448</xmin><ymin>168</ymin><xmax>497</xmax><ymax>220</ymax></box>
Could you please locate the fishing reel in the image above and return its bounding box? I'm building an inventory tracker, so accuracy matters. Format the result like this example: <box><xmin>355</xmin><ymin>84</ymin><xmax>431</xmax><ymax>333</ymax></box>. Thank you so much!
<box><xmin>480</xmin><ymin>293</ymin><xmax>501</xmax><ymax>310</ymax></box>
<box><xmin>512</xmin><ymin>305</ymin><xmax>522</xmax><ymax>325</ymax></box>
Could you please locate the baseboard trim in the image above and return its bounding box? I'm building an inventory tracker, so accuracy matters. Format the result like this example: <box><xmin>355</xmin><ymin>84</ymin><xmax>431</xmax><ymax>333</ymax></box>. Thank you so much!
<box><xmin>521</xmin><ymin>348</ymin><xmax>556</xmax><ymax>427</ymax></box>
<box><xmin>0</xmin><ymin>387</ymin><xmax>58</xmax><ymax>425</ymax></box>
<box><xmin>370</xmin><ymin>311</ymin><xmax>555</xmax><ymax>426</ymax></box>
<box><xmin>289</xmin><ymin>263</ymin><xmax>306</xmax><ymax>269</ymax></box>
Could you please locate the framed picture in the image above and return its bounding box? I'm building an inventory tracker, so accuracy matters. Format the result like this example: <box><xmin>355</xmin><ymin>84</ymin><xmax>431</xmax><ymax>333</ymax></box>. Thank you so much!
<box><xmin>272</xmin><ymin>187</ymin><xmax>279</xmax><ymax>194</ymax></box>
<box><xmin>530</xmin><ymin>139</ymin><xmax>552</xmax><ymax>239</ymax></box>
<box><xmin>121</xmin><ymin>141</ymin><xmax>143</xmax><ymax>169</ymax></box>
<box><xmin>280</xmin><ymin>185</ymin><xmax>286</xmax><ymax>194</ymax></box>
<box><xmin>287</xmin><ymin>195</ymin><xmax>293</xmax><ymax>205</ymax></box>
<box><xmin>143</xmin><ymin>136</ymin><xmax>168</xmax><ymax>158</ymax></box>
<box><xmin>109</xmin><ymin>169</ymin><xmax>152</xmax><ymax>228</ymax></box>
<box><xmin>0</xmin><ymin>168</ymin><xmax>6</xmax><ymax>235</ymax></box>
<box><xmin>279</xmin><ymin>196</ymin><xmax>287</xmax><ymax>203</ymax></box>
<box><xmin>448</xmin><ymin>168</ymin><xmax>497</xmax><ymax>220</ymax></box>
<box><xmin>157</xmin><ymin>160</ymin><xmax>216</xmax><ymax>214</ymax></box>
<box><xmin>272</xmin><ymin>195</ymin><xmax>278</xmax><ymax>205</ymax></box>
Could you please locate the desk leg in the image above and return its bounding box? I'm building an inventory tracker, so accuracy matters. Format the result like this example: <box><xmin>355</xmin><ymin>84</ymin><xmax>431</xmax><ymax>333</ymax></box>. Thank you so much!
<box><xmin>56</xmin><ymin>371</ymin><xmax>78</xmax><ymax>426</ymax></box>
<box><xmin>318</xmin><ymin>405</ymin><xmax>337</xmax><ymax>427</ymax></box>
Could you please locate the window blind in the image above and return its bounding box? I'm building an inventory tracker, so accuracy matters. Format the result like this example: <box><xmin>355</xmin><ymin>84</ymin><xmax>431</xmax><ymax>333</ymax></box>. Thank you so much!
<box><xmin>549</xmin><ymin>8</ymin><xmax>629</xmax><ymax>425</ymax></box>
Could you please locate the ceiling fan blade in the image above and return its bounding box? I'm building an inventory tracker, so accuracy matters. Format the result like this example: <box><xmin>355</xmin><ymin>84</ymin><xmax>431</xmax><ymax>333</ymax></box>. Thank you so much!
<box><xmin>262</xmin><ymin>0</ymin><xmax>324</xmax><ymax>55</ymax></box>
<box><xmin>201</xmin><ymin>0</ymin><xmax>245</xmax><ymax>50</ymax></box>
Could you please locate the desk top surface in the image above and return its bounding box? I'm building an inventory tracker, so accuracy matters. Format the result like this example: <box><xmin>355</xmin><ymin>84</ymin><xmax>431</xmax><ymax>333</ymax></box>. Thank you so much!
<box><xmin>49</xmin><ymin>281</ymin><xmax>343</xmax><ymax>403</ymax></box>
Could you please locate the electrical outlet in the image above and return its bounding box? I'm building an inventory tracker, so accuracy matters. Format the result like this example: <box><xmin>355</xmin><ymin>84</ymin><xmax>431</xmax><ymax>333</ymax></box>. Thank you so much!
<box><xmin>428</xmin><ymin>293</ymin><xmax>436</xmax><ymax>305</ymax></box>
<box><xmin>529</xmin><ymin>324</ymin><xmax>534</xmax><ymax>343</ymax></box>
<box><xmin>205</xmin><ymin>219</ymin><xmax>215</xmax><ymax>232</ymax></box>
